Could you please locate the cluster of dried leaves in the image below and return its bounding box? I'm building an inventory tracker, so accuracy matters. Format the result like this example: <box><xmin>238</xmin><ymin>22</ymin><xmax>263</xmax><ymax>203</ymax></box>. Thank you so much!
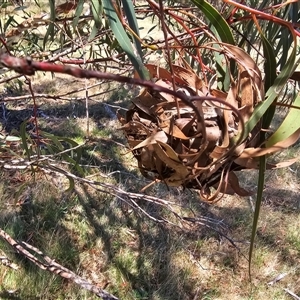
<box><xmin>118</xmin><ymin>43</ymin><xmax>267</xmax><ymax>202</ymax></box>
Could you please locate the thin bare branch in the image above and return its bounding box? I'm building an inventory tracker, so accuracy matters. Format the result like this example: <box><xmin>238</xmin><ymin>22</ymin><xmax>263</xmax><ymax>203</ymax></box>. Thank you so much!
<box><xmin>0</xmin><ymin>228</ymin><xmax>118</xmax><ymax>300</ymax></box>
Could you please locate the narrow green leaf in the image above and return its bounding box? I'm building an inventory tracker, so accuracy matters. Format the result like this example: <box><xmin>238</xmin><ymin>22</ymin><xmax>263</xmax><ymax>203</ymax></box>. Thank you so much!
<box><xmin>91</xmin><ymin>0</ymin><xmax>102</xmax><ymax>27</ymax></box>
<box><xmin>72</xmin><ymin>0</ymin><xmax>85</xmax><ymax>29</ymax></box>
<box><xmin>62</xmin><ymin>153</ymin><xmax>84</xmax><ymax>176</ymax></box>
<box><xmin>44</xmin><ymin>133</ymin><xmax>64</xmax><ymax>151</ymax></box>
<box><xmin>58</xmin><ymin>136</ymin><xmax>80</xmax><ymax>147</ymax></box>
<box><xmin>290</xmin><ymin>1</ymin><xmax>299</xmax><ymax>23</ymax></box>
<box><xmin>278</xmin><ymin>28</ymin><xmax>293</xmax><ymax>70</ymax></box>
<box><xmin>4</xmin><ymin>16</ymin><xmax>14</xmax><ymax>32</ymax></box>
<box><xmin>247</xmin><ymin>23</ymin><xmax>276</xmax><ymax>270</ymax></box>
<box><xmin>89</xmin><ymin>24</ymin><xmax>98</xmax><ymax>41</ymax></box>
<box><xmin>102</xmin><ymin>0</ymin><xmax>149</xmax><ymax>80</ymax></box>
<box><xmin>89</xmin><ymin>0</ymin><xmax>103</xmax><ymax>40</ymax></box>
<box><xmin>261</xmin><ymin>37</ymin><xmax>277</xmax><ymax>93</ymax></box>
<box><xmin>258</xmin><ymin>24</ymin><xmax>277</xmax><ymax>129</ymax></box>
<box><xmin>74</xmin><ymin>146</ymin><xmax>83</xmax><ymax>173</ymax></box>
<box><xmin>0</xmin><ymin>2</ymin><xmax>10</xmax><ymax>8</ymax></box>
<box><xmin>45</xmin><ymin>143</ymin><xmax>55</xmax><ymax>155</ymax></box>
<box><xmin>122</xmin><ymin>0</ymin><xmax>143</xmax><ymax>61</ymax></box>
<box><xmin>191</xmin><ymin>0</ymin><xmax>234</xmax><ymax>91</ymax></box>
<box><xmin>249</xmin><ymin>155</ymin><xmax>266</xmax><ymax>279</ymax></box>
<box><xmin>20</xmin><ymin>120</ymin><xmax>31</xmax><ymax>160</ymax></box>
<box><xmin>44</xmin><ymin>0</ymin><xmax>55</xmax><ymax>49</ymax></box>
<box><xmin>237</xmin><ymin>48</ymin><xmax>300</xmax><ymax>143</ymax></box>
<box><xmin>65</xmin><ymin>176</ymin><xmax>75</xmax><ymax>193</ymax></box>
<box><xmin>236</xmin><ymin>19</ymin><xmax>256</xmax><ymax>53</ymax></box>
<box><xmin>215</xmin><ymin>51</ymin><xmax>231</xmax><ymax>92</ymax></box>
<box><xmin>191</xmin><ymin>0</ymin><xmax>235</xmax><ymax>45</ymax></box>
<box><xmin>266</xmin><ymin>93</ymin><xmax>300</xmax><ymax>147</ymax></box>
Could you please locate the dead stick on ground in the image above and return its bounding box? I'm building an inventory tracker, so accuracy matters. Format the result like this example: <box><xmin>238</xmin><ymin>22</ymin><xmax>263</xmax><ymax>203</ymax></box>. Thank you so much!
<box><xmin>0</xmin><ymin>228</ymin><xmax>119</xmax><ymax>300</ymax></box>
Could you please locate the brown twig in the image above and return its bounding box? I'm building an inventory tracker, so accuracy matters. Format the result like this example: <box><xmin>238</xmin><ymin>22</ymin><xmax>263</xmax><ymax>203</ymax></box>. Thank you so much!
<box><xmin>0</xmin><ymin>54</ymin><xmax>243</xmax><ymax>138</ymax></box>
<box><xmin>0</xmin><ymin>251</ymin><xmax>19</xmax><ymax>270</ymax></box>
<box><xmin>0</xmin><ymin>228</ymin><xmax>119</xmax><ymax>300</ymax></box>
<box><xmin>0</xmin><ymin>53</ymin><xmax>203</xmax><ymax>120</ymax></box>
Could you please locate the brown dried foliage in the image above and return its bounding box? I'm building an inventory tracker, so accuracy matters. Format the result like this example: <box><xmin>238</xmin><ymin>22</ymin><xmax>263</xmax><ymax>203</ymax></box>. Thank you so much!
<box><xmin>118</xmin><ymin>43</ymin><xmax>265</xmax><ymax>202</ymax></box>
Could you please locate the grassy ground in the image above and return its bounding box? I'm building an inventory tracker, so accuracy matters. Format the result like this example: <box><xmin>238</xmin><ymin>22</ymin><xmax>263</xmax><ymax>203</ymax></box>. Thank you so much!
<box><xmin>0</xmin><ymin>1</ymin><xmax>300</xmax><ymax>299</ymax></box>
<box><xmin>0</xmin><ymin>71</ymin><xmax>299</xmax><ymax>300</ymax></box>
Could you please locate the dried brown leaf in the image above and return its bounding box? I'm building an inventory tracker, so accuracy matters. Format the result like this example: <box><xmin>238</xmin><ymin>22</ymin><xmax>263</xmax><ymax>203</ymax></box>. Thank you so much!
<box><xmin>135</xmin><ymin>64</ymin><xmax>186</xmax><ymax>85</ymax></box>
<box><xmin>240</xmin><ymin>128</ymin><xmax>300</xmax><ymax>158</ymax></box>
<box><xmin>217</xmin><ymin>171</ymin><xmax>253</xmax><ymax>196</ymax></box>
<box><xmin>132</xmin><ymin>131</ymin><xmax>168</xmax><ymax>150</ymax></box>
<box><xmin>172</xmin><ymin>64</ymin><xmax>203</xmax><ymax>90</ymax></box>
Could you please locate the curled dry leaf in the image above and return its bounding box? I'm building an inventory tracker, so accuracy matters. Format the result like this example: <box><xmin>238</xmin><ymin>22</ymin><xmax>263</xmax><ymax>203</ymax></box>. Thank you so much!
<box><xmin>120</xmin><ymin>45</ymin><xmax>298</xmax><ymax>201</ymax></box>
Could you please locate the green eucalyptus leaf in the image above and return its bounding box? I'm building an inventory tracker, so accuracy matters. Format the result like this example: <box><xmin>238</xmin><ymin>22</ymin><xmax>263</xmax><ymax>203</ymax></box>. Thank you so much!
<box><xmin>249</xmin><ymin>155</ymin><xmax>266</xmax><ymax>279</ymax></box>
<box><xmin>215</xmin><ymin>51</ymin><xmax>231</xmax><ymax>92</ymax></box>
<box><xmin>91</xmin><ymin>0</ymin><xmax>102</xmax><ymax>27</ymax></box>
<box><xmin>238</xmin><ymin>47</ymin><xmax>300</xmax><ymax>143</ymax></box>
<box><xmin>266</xmin><ymin>93</ymin><xmax>300</xmax><ymax>147</ymax></box>
<box><xmin>43</xmin><ymin>132</ymin><xmax>64</xmax><ymax>151</ymax></box>
<box><xmin>122</xmin><ymin>0</ymin><xmax>143</xmax><ymax>61</ymax></box>
<box><xmin>65</xmin><ymin>175</ymin><xmax>75</xmax><ymax>192</ymax></box>
<box><xmin>89</xmin><ymin>0</ymin><xmax>103</xmax><ymax>40</ymax></box>
<box><xmin>72</xmin><ymin>0</ymin><xmax>85</xmax><ymax>29</ymax></box>
<box><xmin>102</xmin><ymin>0</ymin><xmax>149</xmax><ymax>80</ymax></box>
<box><xmin>62</xmin><ymin>153</ymin><xmax>84</xmax><ymax>176</ymax></box>
<box><xmin>44</xmin><ymin>143</ymin><xmax>55</xmax><ymax>155</ymax></box>
<box><xmin>4</xmin><ymin>16</ymin><xmax>14</xmax><ymax>32</ymax></box>
<box><xmin>191</xmin><ymin>0</ymin><xmax>235</xmax><ymax>92</ymax></box>
<box><xmin>44</xmin><ymin>0</ymin><xmax>55</xmax><ymax>48</ymax></box>
<box><xmin>259</xmin><ymin>25</ymin><xmax>277</xmax><ymax>129</ymax></box>
<box><xmin>261</xmin><ymin>36</ymin><xmax>277</xmax><ymax>92</ymax></box>
<box><xmin>278</xmin><ymin>27</ymin><xmax>293</xmax><ymax>70</ymax></box>
<box><xmin>14</xmin><ymin>6</ymin><xmax>28</xmax><ymax>11</ymax></box>
<box><xmin>20</xmin><ymin>120</ymin><xmax>31</xmax><ymax>160</ymax></box>
<box><xmin>191</xmin><ymin>0</ymin><xmax>234</xmax><ymax>45</ymax></box>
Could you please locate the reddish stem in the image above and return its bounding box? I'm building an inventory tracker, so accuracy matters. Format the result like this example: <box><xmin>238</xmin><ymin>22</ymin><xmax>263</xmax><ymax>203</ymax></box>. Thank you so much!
<box><xmin>224</xmin><ymin>0</ymin><xmax>300</xmax><ymax>38</ymax></box>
